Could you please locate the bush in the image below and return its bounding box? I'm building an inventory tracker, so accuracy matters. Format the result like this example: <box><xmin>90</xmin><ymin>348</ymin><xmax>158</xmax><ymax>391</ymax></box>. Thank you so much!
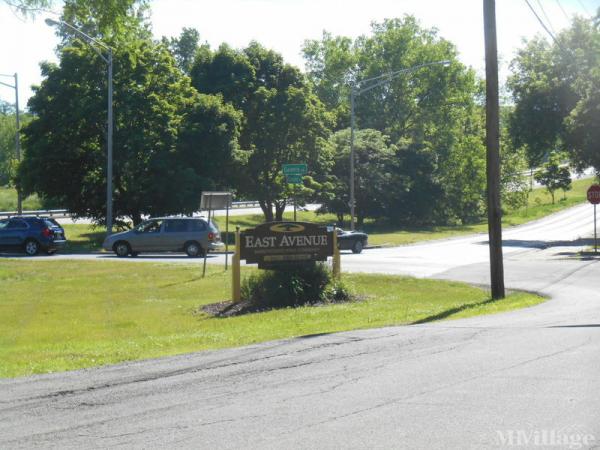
<box><xmin>241</xmin><ymin>263</ymin><xmax>351</xmax><ymax>309</ymax></box>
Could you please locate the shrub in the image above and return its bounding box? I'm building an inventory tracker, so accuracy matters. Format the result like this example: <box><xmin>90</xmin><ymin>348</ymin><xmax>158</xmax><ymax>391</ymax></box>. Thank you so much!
<box><xmin>241</xmin><ymin>263</ymin><xmax>351</xmax><ymax>309</ymax></box>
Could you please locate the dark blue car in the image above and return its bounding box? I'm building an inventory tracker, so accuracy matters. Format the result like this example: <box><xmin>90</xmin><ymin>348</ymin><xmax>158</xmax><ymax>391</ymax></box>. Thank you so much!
<box><xmin>0</xmin><ymin>216</ymin><xmax>67</xmax><ymax>256</ymax></box>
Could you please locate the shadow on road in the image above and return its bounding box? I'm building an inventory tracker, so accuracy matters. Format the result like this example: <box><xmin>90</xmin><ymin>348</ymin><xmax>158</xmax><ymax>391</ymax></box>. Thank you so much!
<box><xmin>411</xmin><ymin>297</ymin><xmax>500</xmax><ymax>324</ymax></box>
<box><xmin>477</xmin><ymin>237</ymin><xmax>594</xmax><ymax>250</ymax></box>
<box><xmin>97</xmin><ymin>253</ymin><xmax>221</xmax><ymax>260</ymax></box>
<box><xmin>547</xmin><ymin>324</ymin><xmax>600</xmax><ymax>328</ymax></box>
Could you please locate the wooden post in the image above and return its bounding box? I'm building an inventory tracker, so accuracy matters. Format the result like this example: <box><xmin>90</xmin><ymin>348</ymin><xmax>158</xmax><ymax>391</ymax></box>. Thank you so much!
<box><xmin>332</xmin><ymin>230</ymin><xmax>341</xmax><ymax>279</ymax></box>
<box><xmin>232</xmin><ymin>226</ymin><xmax>241</xmax><ymax>301</ymax></box>
<box><xmin>484</xmin><ymin>0</ymin><xmax>505</xmax><ymax>299</ymax></box>
<box><xmin>225</xmin><ymin>198</ymin><xmax>230</xmax><ymax>270</ymax></box>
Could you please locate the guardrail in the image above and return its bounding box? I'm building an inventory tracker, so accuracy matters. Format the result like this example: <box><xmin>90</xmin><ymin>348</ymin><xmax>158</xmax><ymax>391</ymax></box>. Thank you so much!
<box><xmin>0</xmin><ymin>201</ymin><xmax>261</xmax><ymax>219</ymax></box>
<box><xmin>0</xmin><ymin>209</ymin><xmax>71</xmax><ymax>219</ymax></box>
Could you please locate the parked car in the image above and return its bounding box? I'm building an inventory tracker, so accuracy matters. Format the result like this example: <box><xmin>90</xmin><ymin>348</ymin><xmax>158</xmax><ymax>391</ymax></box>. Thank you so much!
<box><xmin>0</xmin><ymin>216</ymin><xmax>67</xmax><ymax>256</ymax></box>
<box><xmin>102</xmin><ymin>217</ymin><xmax>223</xmax><ymax>257</ymax></box>
<box><xmin>335</xmin><ymin>227</ymin><xmax>368</xmax><ymax>254</ymax></box>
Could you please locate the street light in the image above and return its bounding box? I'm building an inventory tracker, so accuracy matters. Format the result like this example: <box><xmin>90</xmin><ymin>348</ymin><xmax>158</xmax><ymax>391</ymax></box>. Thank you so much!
<box><xmin>0</xmin><ymin>73</ymin><xmax>22</xmax><ymax>214</ymax></box>
<box><xmin>45</xmin><ymin>18</ymin><xmax>115</xmax><ymax>235</ymax></box>
<box><xmin>348</xmin><ymin>60</ymin><xmax>451</xmax><ymax>230</ymax></box>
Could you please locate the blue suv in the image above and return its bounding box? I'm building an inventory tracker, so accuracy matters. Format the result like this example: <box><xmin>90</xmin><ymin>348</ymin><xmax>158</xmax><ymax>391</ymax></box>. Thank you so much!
<box><xmin>0</xmin><ymin>216</ymin><xmax>67</xmax><ymax>256</ymax></box>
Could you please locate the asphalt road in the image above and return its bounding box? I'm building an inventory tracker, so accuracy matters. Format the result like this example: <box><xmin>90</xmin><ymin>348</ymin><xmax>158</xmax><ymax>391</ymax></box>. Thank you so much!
<box><xmin>1</xmin><ymin>204</ymin><xmax>599</xmax><ymax>449</ymax></box>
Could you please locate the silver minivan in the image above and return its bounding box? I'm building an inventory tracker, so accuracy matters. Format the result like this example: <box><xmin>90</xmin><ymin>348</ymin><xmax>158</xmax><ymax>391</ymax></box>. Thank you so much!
<box><xmin>102</xmin><ymin>217</ymin><xmax>223</xmax><ymax>257</ymax></box>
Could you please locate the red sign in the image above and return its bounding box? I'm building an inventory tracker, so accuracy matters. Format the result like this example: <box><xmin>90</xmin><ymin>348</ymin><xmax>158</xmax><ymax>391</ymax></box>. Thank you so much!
<box><xmin>587</xmin><ymin>185</ymin><xmax>600</xmax><ymax>205</ymax></box>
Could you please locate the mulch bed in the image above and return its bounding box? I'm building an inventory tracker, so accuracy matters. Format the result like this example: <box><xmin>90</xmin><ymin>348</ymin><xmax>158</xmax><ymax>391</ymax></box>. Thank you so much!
<box><xmin>199</xmin><ymin>295</ymin><xmax>368</xmax><ymax>318</ymax></box>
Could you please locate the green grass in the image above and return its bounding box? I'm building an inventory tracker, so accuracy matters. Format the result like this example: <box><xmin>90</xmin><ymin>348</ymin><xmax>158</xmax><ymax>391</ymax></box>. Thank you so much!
<box><xmin>61</xmin><ymin>223</ymin><xmax>106</xmax><ymax>253</ymax></box>
<box><xmin>0</xmin><ymin>259</ymin><xmax>544</xmax><ymax>378</ymax></box>
<box><xmin>213</xmin><ymin>178</ymin><xmax>595</xmax><ymax>247</ymax></box>
<box><xmin>0</xmin><ymin>186</ymin><xmax>42</xmax><ymax>211</ymax></box>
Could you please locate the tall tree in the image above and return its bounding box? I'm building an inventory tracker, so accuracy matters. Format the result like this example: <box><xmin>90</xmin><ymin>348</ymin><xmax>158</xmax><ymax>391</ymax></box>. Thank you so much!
<box><xmin>319</xmin><ymin>128</ymin><xmax>396</xmax><ymax>226</ymax></box>
<box><xmin>303</xmin><ymin>16</ymin><xmax>486</xmax><ymax>225</ymax></box>
<box><xmin>19</xmin><ymin>38</ymin><xmax>239</xmax><ymax>225</ymax></box>
<box><xmin>163</xmin><ymin>27</ymin><xmax>202</xmax><ymax>75</ymax></box>
<box><xmin>508</xmin><ymin>14</ymin><xmax>600</xmax><ymax>172</ymax></box>
<box><xmin>191</xmin><ymin>42</ymin><xmax>333</xmax><ymax>221</ymax></box>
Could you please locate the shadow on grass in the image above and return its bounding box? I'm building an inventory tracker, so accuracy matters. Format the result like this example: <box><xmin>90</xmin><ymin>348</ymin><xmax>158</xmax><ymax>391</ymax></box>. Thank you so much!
<box><xmin>65</xmin><ymin>231</ymin><xmax>106</xmax><ymax>254</ymax></box>
<box><xmin>411</xmin><ymin>297</ymin><xmax>500</xmax><ymax>325</ymax></box>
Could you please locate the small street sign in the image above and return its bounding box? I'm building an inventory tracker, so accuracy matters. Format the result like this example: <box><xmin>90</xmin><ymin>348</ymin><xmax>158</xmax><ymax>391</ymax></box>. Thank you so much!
<box><xmin>285</xmin><ymin>174</ymin><xmax>303</xmax><ymax>184</ymax></box>
<box><xmin>587</xmin><ymin>185</ymin><xmax>600</xmax><ymax>205</ymax></box>
<box><xmin>283</xmin><ymin>163</ymin><xmax>307</xmax><ymax>176</ymax></box>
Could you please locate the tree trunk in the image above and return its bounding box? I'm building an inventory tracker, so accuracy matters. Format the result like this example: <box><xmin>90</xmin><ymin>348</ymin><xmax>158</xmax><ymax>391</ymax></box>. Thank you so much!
<box><xmin>259</xmin><ymin>199</ymin><xmax>274</xmax><ymax>222</ymax></box>
<box><xmin>274</xmin><ymin>200</ymin><xmax>286</xmax><ymax>222</ymax></box>
<box><xmin>357</xmin><ymin>214</ymin><xmax>364</xmax><ymax>229</ymax></box>
<box><xmin>337</xmin><ymin>213</ymin><xmax>344</xmax><ymax>227</ymax></box>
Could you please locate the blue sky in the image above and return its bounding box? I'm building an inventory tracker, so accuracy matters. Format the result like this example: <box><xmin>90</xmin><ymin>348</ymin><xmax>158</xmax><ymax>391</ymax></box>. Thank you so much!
<box><xmin>1</xmin><ymin>0</ymin><xmax>598</xmax><ymax>106</ymax></box>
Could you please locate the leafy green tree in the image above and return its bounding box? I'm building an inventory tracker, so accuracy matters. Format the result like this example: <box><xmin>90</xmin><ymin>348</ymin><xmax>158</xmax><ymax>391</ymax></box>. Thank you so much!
<box><xmin>534</xmin><ymin>152</ymin><xmax>572</xmax><ymax>204</ymax></box>
<box><xmin>162</xmin><ymin>27</ymin><xmax>202</xmax><ymax>75</ymax></box>
<box><xmin>566</xmin><ymin>70</ymin><xmax>600</xmax><ymax>173</ymax></box>
<box><xmin>303</xmin><ymin>17</ymin><xmax>486</xmax><ymax>225</ymax></box>
<box><xmin>320</xmin><ymin>128</ymin><xmax>396</xmax><ymax>226</ymax></box>
<box><xmin>0</xmin><ymin>112</ymin><xmax>31</xmax><ymax>187</ymax></box>
<box><xmin>19</xmin><ymin>38</ymin><xmax>239</xmax><ymax>225</ymax></box>
<box><xmin>508</xmin><ymin>15</ymin><xmax>600</xmax><ymax>172</ymax></box>
<box><xmin>2</xmin><ymin>0</ymin><xmax>53</xmax><ymax>16</ymax></box>
<box><xmin>58</xmin><ymin>0</ymin><xmax>151</xmax><ymax>43</ymax></box>
<box><xmin>0</xmin><ymin>114</ymin><xmax>18</xmax><ymax>186</ymax></box>
<box><xmin>191</xmin><ymin>42</ymin><xmax>334</xmax><ymax>221</ymax></box>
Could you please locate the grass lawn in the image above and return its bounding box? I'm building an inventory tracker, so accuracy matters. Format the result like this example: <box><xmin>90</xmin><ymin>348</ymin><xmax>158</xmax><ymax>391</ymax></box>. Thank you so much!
<box><xmin>0</xmin><ymin>186</ymin><xmax>42</xmax><ymax>211</ymax></box>
<box><xmin>213</xmin><ymin>177</ymin><xmax>595</xmax><ymax>247</ymax></box>
<box><xmin>0</xmin><ymin>259</ymin><xmax>544</xmax><ymax>378</ymax></box>
<box><xmin>61</xmin><ymin>223</ymin><xmax>106</xmax><ymax>253</ymax></box>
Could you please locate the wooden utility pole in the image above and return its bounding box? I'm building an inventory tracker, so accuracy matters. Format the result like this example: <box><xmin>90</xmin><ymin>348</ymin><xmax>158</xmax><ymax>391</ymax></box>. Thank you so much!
<box><xmin>483</xmin><ymin>0</ymin><xmax>505</xmax><ymax>299</ymax></box>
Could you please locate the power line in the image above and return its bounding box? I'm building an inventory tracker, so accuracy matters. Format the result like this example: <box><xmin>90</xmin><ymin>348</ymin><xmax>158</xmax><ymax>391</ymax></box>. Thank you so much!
<box><xmin>554</xmin><ymin>0</ymin><xmax>571</xmax><ymax>21</ymax></box>
<box><xmin>535</xmin><ymin>0</ymin><xmax>557</xmax><ymax>34</ymax></box>
<box><xmin>523</xmin><ymin>0</ymin><xmax>561</xmax><ymax>46</ymax></box>
<box><xmin>575</xmin><ymin>0</ymin><xmax>592</xmax><ymax>16</ymax></box>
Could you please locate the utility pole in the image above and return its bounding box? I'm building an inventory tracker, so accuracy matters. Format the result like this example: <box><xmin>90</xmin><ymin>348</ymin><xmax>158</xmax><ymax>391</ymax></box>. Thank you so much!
<box><xmin>483</xmin><ymin>0</ymin><xmax>505</xmax><ymax>299</ymax></box>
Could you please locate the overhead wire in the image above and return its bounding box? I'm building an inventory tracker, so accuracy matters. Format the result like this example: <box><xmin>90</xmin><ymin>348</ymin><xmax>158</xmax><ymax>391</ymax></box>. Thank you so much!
<box><xmin>575</xmin><ymin>0</ymin><xmax>592</xmax><ymax>16</ymax></box>
<box><xmin>523</xmin><ymin>0</ymin><xmax>562</xmax><ymax>47</ymax></box>
<box><xmin>554</xmin><ymin>0</ymin><xmax>571</xmax><ymax>21</ymax></box>
<box><xmin>535</xmin><ymin>0</ymin><xmax>557</xmax><ymax>34</ymax></box>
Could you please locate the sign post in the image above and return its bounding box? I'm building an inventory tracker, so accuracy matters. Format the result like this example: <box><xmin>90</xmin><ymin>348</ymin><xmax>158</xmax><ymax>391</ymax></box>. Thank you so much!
<box><xmin>283</xmin><ymin>164</ymin><xmax>307</xmax><ymax>222</ymax></box>
<box><xmin>201</xmin><ymin>191</ymin><xmax>233</xmax><ymax>273</ymax></box>
<box><xmin>332</xmin><ymin>230</ymin><xmax>340</xmax><ymax>278</ymax></box>
<box><xmin>232</xmin><ymin>226</ymin><xmax>241</xmax><ymax>301</ymax></box>
<box><xmin>587</xmin><ymin>185</ymin><xmax>600</xmax><ymax>253</ymax></box>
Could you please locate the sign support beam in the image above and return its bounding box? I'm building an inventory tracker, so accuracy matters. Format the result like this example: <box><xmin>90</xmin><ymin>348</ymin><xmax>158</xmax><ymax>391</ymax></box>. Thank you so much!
<box><xmin>232</xmin><ymin>227</ymin><xmax>241</xmax><ymax>302</ymax></box>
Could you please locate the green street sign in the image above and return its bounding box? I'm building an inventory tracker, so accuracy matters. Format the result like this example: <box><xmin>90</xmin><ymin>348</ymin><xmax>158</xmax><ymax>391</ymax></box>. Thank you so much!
<box><xmin>285</xmin><ymin>174</ymin><xmax>303</xmax><ymax>184</ymax></box>
<box><xmin>283</xmin><ymin>163</ymin><xmax>307</xmax><ymax>176</ymax></box>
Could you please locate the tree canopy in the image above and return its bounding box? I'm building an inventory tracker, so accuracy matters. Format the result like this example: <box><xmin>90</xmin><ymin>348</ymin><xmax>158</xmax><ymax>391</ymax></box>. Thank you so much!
<box><xmin>191</xmin><ymin>42</ymin><xmax>334</xmax><ymax>221</ymax></box>
<box><xmin>19</xmin><ymin>11</ymin><xmax>239</xmax><ymax>225</ymax></box>
<box><xmin>508</xmin><ymin>14</ymin><xmax>600</xmax><ymax>173</ymax></box>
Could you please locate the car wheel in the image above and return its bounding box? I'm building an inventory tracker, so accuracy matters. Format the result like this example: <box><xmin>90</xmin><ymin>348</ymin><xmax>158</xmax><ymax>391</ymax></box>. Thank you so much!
<box><xmin>24</xmin><ymin>239</ymin><xmax>40</xmax><ymax>256</ymax></box>
<box><xmin>114</xmin><ymin>241</ymin><xmax>131</xmax><ymax>257</ymax></box>
<box><xmin>351</xmin><ymin>240</ymin><xmax>364</xmax><ymax>254</ymax></box>
<box><xmin>185</xmin><ymin>241</ymin><xmax>202</xmax><ymax>258</ymax></box>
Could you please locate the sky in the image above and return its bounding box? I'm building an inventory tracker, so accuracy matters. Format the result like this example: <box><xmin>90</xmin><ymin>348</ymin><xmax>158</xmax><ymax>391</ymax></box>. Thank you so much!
<box><xmin>1</xmin><ymin>0</ymin><xmax>599</xmax><ymax>107</ymax></box>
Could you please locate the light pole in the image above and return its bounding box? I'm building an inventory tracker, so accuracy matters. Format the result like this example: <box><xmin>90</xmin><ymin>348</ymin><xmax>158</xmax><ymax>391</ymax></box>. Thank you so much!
<box><xmin>0</xmin><ymin>73</ymin><xmax>22</xmax><ymax>214</ymax></box>
<box><xmin>45</xmin><ymin>18</ymin><xmax>114</xmax><ymax>235</ymax></box>
<box><xmin>348</xmin><ymin>60</ymin><xmax>450</xmax><ymax>230</ymax></box>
